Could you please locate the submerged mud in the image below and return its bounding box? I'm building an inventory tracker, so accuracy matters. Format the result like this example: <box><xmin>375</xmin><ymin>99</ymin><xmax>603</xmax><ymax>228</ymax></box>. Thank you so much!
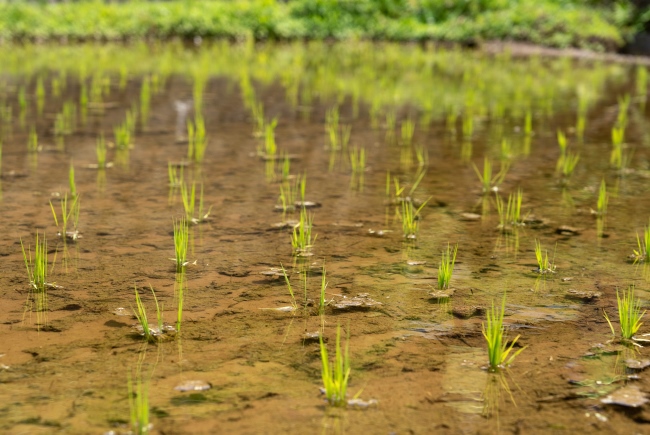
<box><xmin>1</xmin><ymin>41</ymin><xmax>650</xmax><ymax>434</ymax></box>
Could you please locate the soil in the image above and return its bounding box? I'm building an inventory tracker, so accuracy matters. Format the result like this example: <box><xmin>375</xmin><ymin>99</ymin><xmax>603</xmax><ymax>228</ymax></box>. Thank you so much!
<box><xmin>1</xmin><ymin>42</ymin><xmax>650</xmax><ymax>434</ymax></box>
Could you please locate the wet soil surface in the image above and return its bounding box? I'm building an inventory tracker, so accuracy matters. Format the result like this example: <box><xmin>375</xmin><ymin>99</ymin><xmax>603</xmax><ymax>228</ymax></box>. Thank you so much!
<box><xmin>1</xmin><ymin>42</ymin><xmax>650</xmax><ymax>434</ymax></box>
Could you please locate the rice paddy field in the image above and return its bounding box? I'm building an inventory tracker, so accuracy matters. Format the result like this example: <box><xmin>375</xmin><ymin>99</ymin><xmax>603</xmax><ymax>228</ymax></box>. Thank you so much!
<box><xmin>2</xmin><ymin>41</ymin><xmax>650</xmax><ymax>434</ymax></box>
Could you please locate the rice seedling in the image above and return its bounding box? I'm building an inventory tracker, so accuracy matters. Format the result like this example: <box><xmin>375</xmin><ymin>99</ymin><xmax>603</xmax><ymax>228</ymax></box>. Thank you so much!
<box><xmin>482</xmin><ymin>294</ymin><xmax>525</xmax><ymax>372</ymax></box>
<box><xmin>173</xmin><ymin>217</ymin><xmax>189</xmax><ymax>271</ymax></box>
<box><xmin>462</xmin><ymin>114</ymin><xmax>474</xmax><ymax>139</ymax></box>
<box><xmin>524</xmin><ymin>109</ymin><xmax>533</xmax><ymax>136</ymax></box>
<box><xmin>36</xmin><ymin>77</ymin><xmax>45</xmax><ymax>116</ymax></box>
<box><xmin>533</xmin><ymin>240</ymin><xmax>556</xmax><ymax>274</ymax></box>
<box><xmin>96</xmin><ymin>134</ymin><xmax>108</xmax><ymax>169</ymax></box>
<box><xmin>180</xmin><ymin>181</ymin><xmax>211</xmax><ymax>224</ymax></box>
<box><xmin>187</xmin><ymin>113</ymin><xmax>207</xmax><ymax>163</ymax></box>
<box><xmin>20</xmin><ymin>232</ymin><xmax>48</xmax><ymax>292</ymax></box>
<box><xmin>400</xmin><ymin>199</ymin><xmax>429</xmax><ymax>240</ymax></box>
<box><xmin>616</xmin><ymin>94</ymin><xmax>630</xmax><ymax>129</ymax></box>
<box><xmin>555</xmin><ymin>130</ymin><xmax>567</xmax><ymax>172</ymax></box>
<box><xmin>21</xmin><ymin>233</ymin><xmax>49</xmax><ymax>327</ymax></box>
<box><xmin>319</xmin><ymin>324</ymin><xmax>351</xmax><ymax>407</ymax></box>
<box><xmin>69</xmin><ymin>163</ymin><xmax>76</xmax><ymax>198</ymax></box>
<box><xmin>280</xmin><ymin>264</ymin><xmax>297</xmax><ymax>312</ymax></box>
<box><xmin>632</xmin><ymin>221</ymin><xmax>650</xmax><ymax>264</ymax></box>
<box><xmin>261</xmin><ymin>117</ymin><xmax>278</xmax><ymax>158</ymax></box>
<box><xmin>595</xmin><ymin>179</ymin><xmax>608</xmax><ymax>216</ymax></box>
<box><xmin>291</xmin><ymin>208</ymin><xmax>316</xmax><ymax>256</ymax></box>
<box><xmin>472</xmin><ymin>157</ymin><xmax>508</xmax><ymax>194</ymax></box>
<box><xmin>437</xmin><ymin>243</ymin><xmax>458</xmax><ymax>290</ymax></box>
<box><xmin>132</xmin><ymin>285</ymin><xmax>165</xmax><ymax>343</ymax></box>
<box><xmin>167</xmin><ymin>163</ymin><xmax>183</xmax><ymax>188</ymax></box>
<box><xmin>610</xmin><ymin>126</ymin><xmax>625</xmax><ymax>169</ymax></box>
<box><xmin>401</xmin><ymin>119</ymin><xmax>415</xmax><ymax>147</ymax></box>
<box><xmin>128</xmin><ymin>366</ymin><xmax>151</xmax><ymax>435</ymax></box>
<box><xmin>495</xmin><ymin>189</ymin><xmax>525</xmax><ymax>229</ymax></box>
<box><xmin>281</xmin><ymin>153</ymin><xmax>291</xmax><ymax>181</ymax></box>
<box><xmin>604</xmin><ymin>286</ymin><xmax>646</xmax><ymax>341</ymax></box>
<box><xmin>251</xmin><ymin>99</ymin><xmax>265</xmax><ymax>137</ymax></box>
<box><xmin>278</xmin><ymin>177</ymin><xmax>298</xmax><ymax>213</ymax></box>
<box><xmin>140</xmin><ymin>76</ymin><xmax>151</xmax><ymax>128</ymax></box>
<box><xmin>114</xmin><ymin>111</ymin><xmax>136</xmax><ymax>150</ymax></box>
<box><xmin>414</xmin><ymin>144</ymin><xmax>429</xmax><ymax>166</ymax></box>
<box><xmin>560</xmin><ymin>151</ymin><xmax>580</xmax><ymax>179</ymax></box>
<box><xmin>50</xmin><ymin>193</ymin><xmax>80</xmax><ymax>241</ymax></box>
<box><xmin>349</xmin><ymin>147</ymin><xmax>366</xmax><ymax>175</ymax></box>
<box><xmin>27</xmin><ymin>127</ymin><xmax>38</xmax><ymax>152</ymax></box>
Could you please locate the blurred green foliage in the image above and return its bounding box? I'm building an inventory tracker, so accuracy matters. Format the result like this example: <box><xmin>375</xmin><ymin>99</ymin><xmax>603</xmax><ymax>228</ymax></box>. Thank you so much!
<box><xmin>0</xmin><ymin>0</ymin><xmax>644</xmax><ymax>51</ymax></box>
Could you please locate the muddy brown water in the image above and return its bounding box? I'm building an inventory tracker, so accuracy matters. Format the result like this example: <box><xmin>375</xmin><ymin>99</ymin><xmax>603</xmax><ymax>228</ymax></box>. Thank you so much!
<box><xmin>1</xmin><ymin>42</ymin><xmax>650</xmax><ymax>434</ymax></box>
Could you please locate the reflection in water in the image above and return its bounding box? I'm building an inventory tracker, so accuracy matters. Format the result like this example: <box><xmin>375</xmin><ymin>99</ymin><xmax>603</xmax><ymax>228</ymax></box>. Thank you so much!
<box><xmin>495</xmin><ymin>228</ymin><xmax>520</xmax><ymax>258</ymax></box>
<box><xmin>482</xmin><ymin>371</ymin><xmax>519</xmax><ymax>430</ymax></box>
<box><xmin>96</xmin><ymin>169</ymin><xmax>106</xmax><ymax>193</ymax></box>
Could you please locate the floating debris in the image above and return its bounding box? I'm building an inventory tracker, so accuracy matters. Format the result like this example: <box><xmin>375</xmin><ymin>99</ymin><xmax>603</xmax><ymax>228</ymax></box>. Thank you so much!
<box><xmin>332</xmin><ymin>293</ymin><xmax>382</xmax><ymax>310</ymax></box>
<box><xmin>407</xmin><ymin>260</ymin><xmax>426</xmax><ymax>266</ymax></box>
<box><xmin>135</xmin><ymin>323</ymin><xmax>176</xmax><ymax>339</ymax></box>
<box><xmin>566</xmin><ymin>289</ymin><xmax>601</xmax><ymax>301</ymax></box>
<box><xmin>429</xmin><ymin>289</ymin><xmax>454</xmax><ymax>299</ymax></box>
<box><xmin>112</xmin><ymin>307</ymin><xmax>131</xmax><ymax>316</ymax></box>
<box><xmin>347</xmin><ymin>398</ymin><xmax>378</xmax><ymax>408</ymax></box>
<box><xmin>259</xmin><ymin>306</ymin><xmax>297</xmax><ymax>312</ymax></box>
<box><xmin>459</xmin><ymin>213</ymin><xmax>481</xmax><ymax>221</ymax></box>
<box><xmin>556</xmin><ymin>225</ymin><xmax>581</xmax><ymax>236</ymax></box>
<box><xmin>601</xmin><ymin>385</ymin><xmax>648</xmax><ymax>408</ymax></box>
<box><xmin>58</xmin><ymin>230</ymin><xmax>81</xmax><ymax>241</ymax></box>
<box><xmin>368</xmin><ymin>229</ymin><xmax>389</xmax><ymax>237</ymax></box>
<box><xmin>625</xmin><ymin>359</ymin><xmax>650</xmax><ymax>370</ymax></box>
<box><xmin>174</xmin><ymin>380</ymin><xmax>212</xmax><ymax>392</ymax></box>
<box><xmin>260</xmin><ymin>267</ymin><xmax>284</xmax><ymax>277</ymax></box>
<box><xmin>303</xmin><ymin>331</ymin><xmax>322</xmax><ymax>343</ymax></box>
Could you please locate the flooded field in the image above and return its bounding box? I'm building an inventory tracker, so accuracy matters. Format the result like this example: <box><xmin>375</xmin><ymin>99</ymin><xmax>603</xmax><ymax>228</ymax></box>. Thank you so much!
<box><xmin>1</xmin><ymin>41</ymin><xmax>650</xmax><ymax>434</ymax></box>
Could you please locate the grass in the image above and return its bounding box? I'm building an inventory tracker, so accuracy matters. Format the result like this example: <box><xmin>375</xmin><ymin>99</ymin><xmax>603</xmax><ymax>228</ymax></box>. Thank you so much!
<box><xmin>319</xmin><ymin>324</ymin><xmax>351</xmax><ymax>407</ymax></box>
<box><xmin>173</xmin><ymin>217</ymin><xmax>189</xmax><ymax>272</ymax></box>
<box><xmin>291</xmin><ymin>208</ymin><xmax>316</xmax><ymax>255</ymax></box>
<box><xmin>604</xmin><ymin>286</ymin><xmax>646</xmax><ymax>341</ymax></box>
<box><xmin>472</xmin><ymin>157</ymin><xmax>508</xmax><ymax>194</ymax></box>
<box><xmin>534</xmin><ymin>240</ymin><xmax>556</xmax><ymax>274</ymax></box>
<box><xmin>632</xmin><ymin>221</ymin><xmax>650</xmax><ymax>264</ymax></box>
<box><xmin>438</xmin><ymin>243</ymin><xmax>458</xmax><ymax>290</ymax></box>
<box><xmin>482</xmin><ymin>294</ymin><xmax>525</xmax><ymax>372</ymax></box>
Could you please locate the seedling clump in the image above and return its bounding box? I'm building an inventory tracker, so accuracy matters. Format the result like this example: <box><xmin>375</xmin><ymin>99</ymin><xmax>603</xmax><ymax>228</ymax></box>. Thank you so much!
<box><xmin>482</xmin><ymin>294</ymin><xmax>525</xmax><ymax>372</ymax></box>
<box><xmin>604</xmin><ymin>286</ymin><xmax>646</xmax><ymax>342</ymax></box>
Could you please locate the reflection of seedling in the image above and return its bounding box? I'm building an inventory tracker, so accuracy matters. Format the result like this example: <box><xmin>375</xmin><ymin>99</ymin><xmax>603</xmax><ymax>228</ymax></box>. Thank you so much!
<box><xmin>320</xmin><ymin>264</ymin><xmax>328</xmax><ymax>319</ymax></box>
<box><xmin>632</xmin><ymin>221</ymin><xmax>650</xmax><ymax>264</ymax></box>
<box><xmin>262</xmin><ymin>117</ymin><xmax>278</xmax><ymax>158</ymax></box>
<box><xmin>319</xmin><ymin>324</ymin><xmax>351</xmax><ymax>407</ymax></box>
<box><xmin>472</xmin><ymin>157</ymin><xmax>508</xmax><ymax>194</ymax></box>
<box><xmin>610</xmin><ymin>126</ymin><xmax>625</xmax><ymax>170</ymax></box>
<box><xmin>114</xmin><ymin>110</ymin><xmax>136</xmax><ymax>150</ymax></box>
<box><xmin>128</xmin><ymin>368</ymin><xmax>150</xmax><ymax>435</ymax></box>
<box><xmin>173</xmin><ymin>217</ymin><xmax>189</xmax><ymax>271</ymax></box>
<box><xmin>291</xmin><ymin>208</ymin><xmax>316</xmax><ymax>255</ymax></box>
<box><xmin>438</xmin><ymin>243</ymin><xmax>458</xmax><ymax>290</ymax></box>
<box><xmin>604</xmin><ymin>286</ymin><xmax>646</xmax><ymax>341</ymax></box>
<box><xmin>401</xmin><ymin>119</ymin><xmax>415</xmax><ymax>146</ymax></box>
<box><xmin>483</xmin><ymin>294</ymin><xmax>525</xmax><ymax>372</ymax></box>
<box><xmin>167</xmin><ymin>163</ymin><xmax>183</xmax><ymax>188</ymax></box>
<box><xmin>69</xmin><ymin>163</ymin><xmax>77</xmax><ymax>198</ymax></box>
<box><xmin>534</xmin><ymin>240</ymin><xmax>556</xmax><ymax>274</ymax></box>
